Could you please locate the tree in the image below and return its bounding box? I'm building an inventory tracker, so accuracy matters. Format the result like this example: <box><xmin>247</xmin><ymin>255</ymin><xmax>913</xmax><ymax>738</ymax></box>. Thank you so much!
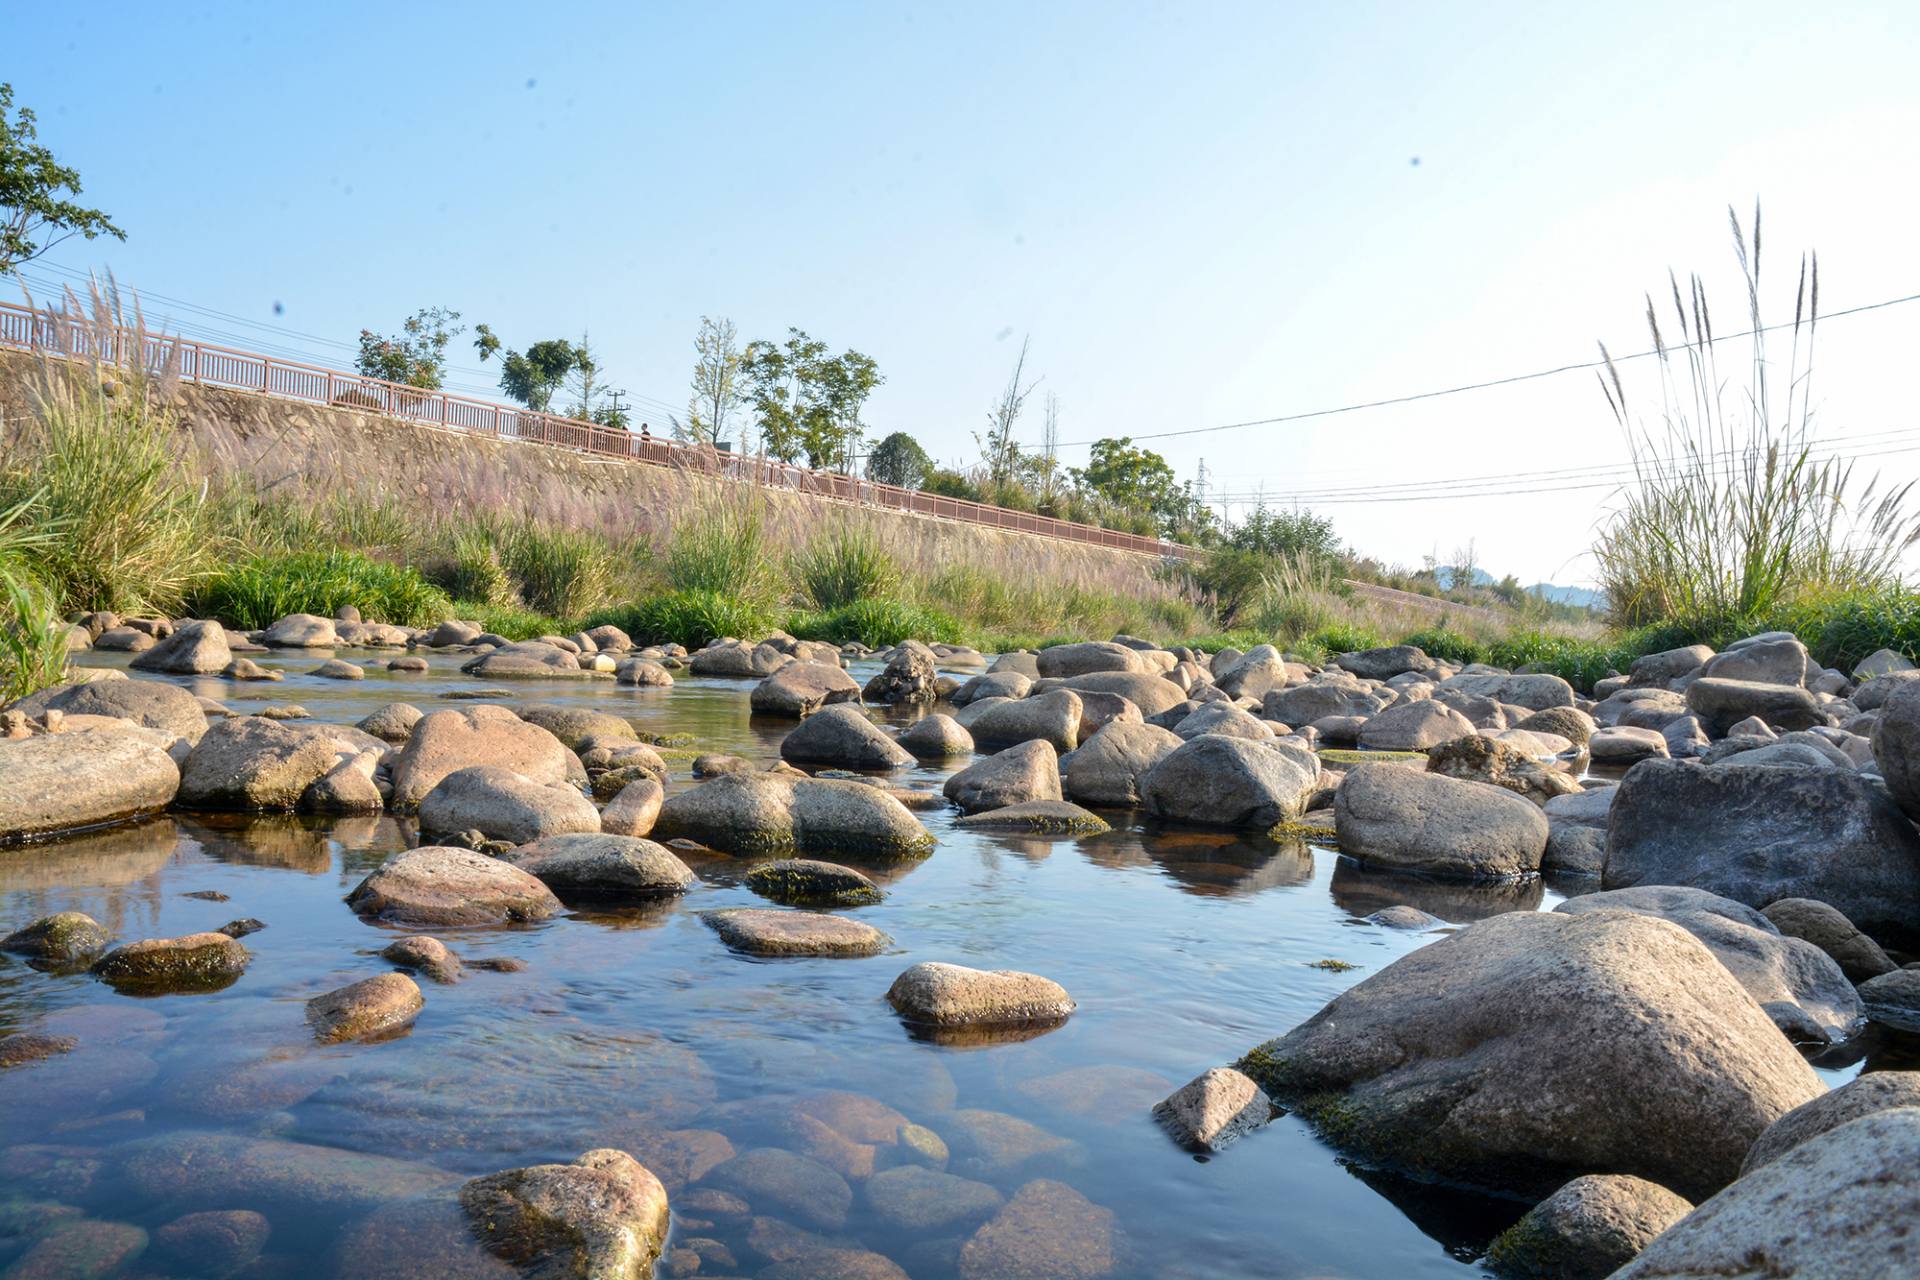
<box><xmin>867</xmin><ymin>431</ymin><xmax>933</xmax><ymax>488</ymax></box>
<box><xmin>563</xmin><ymin>331</ymin><xmax>623</xmax><ymax>425</ymax></box>
<box><xmin>0</xmin><ymin>84</ymin><xmax>124</xmax><ymax>276</ymax></box>
<box><xmin>355</xmin><ymin>306</ymin><xmax>464</xmax><ymax>389</ymax></box>
<box><xmin>1226</xmin><ymin>504</ymin><xmax>1341</xmax><ymax>561</ymax></box>
<box><xmin>1072</xmin><ymin>437</ymin><xmax>1181</xmax><ymax>513</ymax></box>
<box><xmin>740</xmin><ymin>329</ymin><xmax>883</xmax><ymax>469</ymax></box>
<box><xmin>807</xmin><ymin>347</ymin><xmax>881</xmax><ymax>472</ymax></box>
<box><xmin>480</xmin><ymin>333</ymin><xmax>582</xmax><ymax>413</ymax></box>
<box><xmin>678</xmin><ymin>316</ymin><xmax>743</xmax><ymax>447</ymax></box>
<box><xmin>978</xmin><ymin>338</ymin><xmax>1038</xmax><ymax>487</ymax></box>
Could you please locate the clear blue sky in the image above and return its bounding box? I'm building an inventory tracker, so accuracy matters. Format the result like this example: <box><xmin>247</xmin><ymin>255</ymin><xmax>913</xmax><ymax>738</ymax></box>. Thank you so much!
<box><xmin>12</xmin><ymin>1</ymin><xmax>1920</xmax><ymax>585</ymax></box>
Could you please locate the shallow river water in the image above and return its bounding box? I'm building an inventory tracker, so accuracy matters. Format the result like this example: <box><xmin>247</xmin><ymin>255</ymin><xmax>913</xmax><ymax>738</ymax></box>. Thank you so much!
<box><xmin>0</xmin><ymin>650</ymin><xmax>1888</xmax><ymax>1279</ymax></box>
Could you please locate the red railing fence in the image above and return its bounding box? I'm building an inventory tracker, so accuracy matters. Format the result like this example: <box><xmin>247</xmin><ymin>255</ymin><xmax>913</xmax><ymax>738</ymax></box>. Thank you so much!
<box><xmin>0</xmin><ymin>297</ymin><xmax>1186</xmax><ymax>559</ymax></box>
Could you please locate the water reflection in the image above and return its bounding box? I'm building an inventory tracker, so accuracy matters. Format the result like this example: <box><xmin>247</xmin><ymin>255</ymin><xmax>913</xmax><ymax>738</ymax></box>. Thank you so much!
<box><xmin>1328</xmin><ymin>857</ymin><xmax>1546</xmax><ymax>923</ymax></box>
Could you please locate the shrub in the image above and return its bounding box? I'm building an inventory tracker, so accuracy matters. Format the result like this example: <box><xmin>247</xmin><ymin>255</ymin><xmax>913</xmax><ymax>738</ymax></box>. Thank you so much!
<box><xmin>788</xmin><ymin>598</ymin><xmax>963</xmax><ymax>648</ymax></box>
<box><xmin>1306</xmin><ymin>621</ymin><xmax>1385</xmax><ymax>656</ymax></box>
<box><xmin>436</xmin><ymin>525</ymin><xmax>517</xmax><ymax>607</ymax></box>
<box><xmin>190</xmin><ymin>551</ymin><xmax>451</xmax><ymax>629</ymax></box>
<box><xmin>792</xmin><ymin>524</ymin><xmax>900</xmax><ymax>610</ymax></box>
<box><xmin>1400</xmin><ymin>624</ymin><xmax>1487</xmax><ymax>666</ymax></box>
<box><xmin>4</xmin><ymin>348</ymin><xmax>213</xmax><ymax>615</ymax></box>
<box><xmin>667</xmin><ymin>493</ymin><xmax>783</xmax><ymax>606</ymax></box>
<box><xmin>501</xmin><ymin>521</ymin><xmax>616</xmax><ymax>618</ymax></box>
<box><xmin>0</xmin><ymin>497</ymin><xmax>67</xmax><ymax>700</ymax></box>
<box><xmin>455</xmin><ymin>599</ymin><xmax>564</xmax><ymax>641</ymax></box>
<box><xmin>584</xmin><ymin>590</ymin><xmax>776</xmax><ymax>649</ymax></box>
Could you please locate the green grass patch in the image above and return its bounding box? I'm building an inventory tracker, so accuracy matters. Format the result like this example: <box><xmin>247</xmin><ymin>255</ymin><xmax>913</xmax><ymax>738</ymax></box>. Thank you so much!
<box><xmin>189</xmin><ymin>551</ymin><xmax>451</xmax><ymax>629</ymax></box>
<box><xmin>455</xmin><ymin>600</ymin><xmax>566</xmax><ymax>641</ymax></box>
<box><xmin>787</xmin><ymin>597</ymin><xmax>964</xmax><ymax>648</ymax></box>
<box><xmin>1318</xmin><ymin>749</ymin><xmax>1427</xmax><ymax>765</ymax></box>
<box><xmin>792</xmin><ymin>524</ymin><xmax>899</xmax><ymax>609</ymax></box>
<box><xmin>584</xmin><ymin>590</ymin><xmax>777</xmax><ymax>649</ymax></box>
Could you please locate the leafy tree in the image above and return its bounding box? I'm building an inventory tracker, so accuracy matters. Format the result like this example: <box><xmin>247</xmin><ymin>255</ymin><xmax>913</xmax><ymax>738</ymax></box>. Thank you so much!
<box><xmin>355</xmin><ymin>306</ymin><xmax>464</xmax><ymax>390</ymax></box>
<box><xmin>741</xmin><ymin>329</ymin><xmax>883</xmax><ymax>469</ymax></box>
<box><xmin>480</xmin><ymin>332</ymin><xmax>582</xmax><ymax>413</ymax></box>
<box><xmin>1071</xmin><ymin>437</ymin><xmax>1186</xmax><ymax>527</ymax></box>
<box><xmin>0</xmin><ymin>83</ymin><xmax>124</xmax><ymax>276</ymax></box>
<box><xmin>806</xmin><ymin>347</ymin><xmax>882</xmax><ymax>472</ymax></box>
<box><xmin>867</xmin><ymin>431</ymin><xmax>933</xmax><ymax>488</ymax></box>
<box><xmin>678</xmin><ymin>316</ymin><xmax>743</xmax><ymax>447</ymax></box>
<box><xmin>563</xmin><ymin>331</ymin><xmax>622</xmax><ymax>425</ymax></box>
<box><xmin>1225</xmin><ymin>504</ymin><xmax>1341</xmax><ymax>560</ymax></box>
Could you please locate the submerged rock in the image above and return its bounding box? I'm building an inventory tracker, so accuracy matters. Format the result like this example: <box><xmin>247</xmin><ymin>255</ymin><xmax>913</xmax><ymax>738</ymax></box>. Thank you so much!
<box><xmin>151</xmin><ymin>1209</ymin><xmax>269</xmax><ymax>1278</ymax></box>
<box><xmin>702</xmin><ymin>908</ymin><xmax>891</xmax><ymax>957</ymax></box>
<box><xmin>655</xmin><ymin>772</ymin><xmax>934</xmax><ymax>858</ymax></box>
<box><xmin>91</xmin><ymin>932</ymin><xmax>250</xmax><ymax>994</ymax></box>
<box><xmin>306</xmin><ymin>973</ymin><xmax>424</xmax><ymax>1043</ymax></box>
<box><xmin>745</xmin><ymin>859</ymin><xmax>882</xmax><ymax>906</ymax></box>
<box><xmin>1610</xmin><ymin>1109</ymin><xmax>1920</xmax><ymax>1280</ymax></box>
<box><xmin>1485</xmin><ymin>1174</ymin><xmax>1693</xmax><ymax>1280</ymax></box>
<box><xmin>959</xmin><ymin>1178</ymin><xmax>1120</xmax><ymax>1280</ymax></box>
<box><xmin>0</xmin><ymin>1032</ymin><xmax>77</xmax><ymax>1068</ymax></box>
<box><xmin>346</xmin><ymin>846</ymin><xmax>561</xmax><ymax>927</ymax></box>
<box><xmin>865</xmin><ymin>1165</ymin><xmax>1004</xmax><ymax>1232</ymax></box>
<box><xmin>2</xmin><ymin>911</ymin><xmax>111</xmax><ymax>964</ymax></box>
<box><xmin>460</xmin><ymin>1148</ymin><xmax>670</xmax><ymax>1279</ymax></box>
<box><xmin>1236</xmin><ymin>909</ymin><xmax>1822</xmax><ymax>1201</ymax></box>
<box><xmin>0</xmin><ymin>1219</ymin><xmax>149</xmax><ymax>1280</ymax></box>
<box><xmin>706</xmin><ymin>1147</ymin><xmax>853</xmax><ymax>1231</ymax></box>
<box><xmin>1152</xmin><ymin>1067</ymin><xmax>1270</xmax><ymax>1152</ymax></box>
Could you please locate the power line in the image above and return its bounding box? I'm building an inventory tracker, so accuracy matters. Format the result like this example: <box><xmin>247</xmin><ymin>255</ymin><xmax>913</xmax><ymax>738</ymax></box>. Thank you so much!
<box><xmin>1055</xmin><ymin>288</ymin><xmax>1920</xmax><ymax>448</ymax></box>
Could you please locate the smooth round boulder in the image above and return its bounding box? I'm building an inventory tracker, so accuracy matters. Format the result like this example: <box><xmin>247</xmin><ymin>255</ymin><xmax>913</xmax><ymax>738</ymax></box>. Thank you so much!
<box><xmin>307</xmin><ymin>972</ymin><xmax>424</xmax><ymax>1043</ymax></box>
<box><xmin>865</xmin><ymin>1165</ymin><xmax>1004</xmax><ymax>1233</ymax></box>
<box><xmin>615</xmin><ymin>657</ymin><xmax>674</xmax><ymax>687</ymax></box>
<box><xmin>958</xmin><ymin>1179</ymin><xmax>1118</xmax><ymax>1280</ymax></box>
<box><xmin>1140</xmin><ymin>734</ymin><xmax>1316</xmax><ymax>830</ymax></box>
<box><xmin>1062</xmin><ymin>722</ymin><xmax>1182</xmax><ymax>808</ymax></box>
<box><xmin>356</xmin><ymin>702</ymin><xmax>422</xmax><ymax>744</ymax></box>
<box><xmin>382</xmin><ymin>935</ymin><xmax>465</xmax><ymax>984</ymax></box>
<box><xmin>887</xmin><ymin>962</ymin><xmax>1075</xmax><ymax>1027</ymax></box>
<box><xmin>1761</xmin><ymin>897</ymin><xmax>1897</xmax><ymax>982</ymax></box>
<box><xmin>702</xmin><ymin>908</ymin><xmax>891</xmax><ymax>957</ymax></box>
<box><xmin>1236</xmin><ymin>909</ymin><xmax>1823</xmax><ymax>1201</ymax></box>
<box><xmin>943</xmin><ymin>740</ymin><xmax>1061</xmax><ymax>815</ymax></box>
<box><xmin>460</xmin><ymin>640</ymin><xmax>585</xmax><ymax>678</ymax></box>
<box><xmin>1685</xmin><ymin>676</ymin><xmax>1823</xmax><ymax>734</ymax></box>
<box><xmin>1334</xmin><ymin>764</ymin><xmax>1548</xmax><ymax>880</ymax></box>
<box><xmin>1514</xmin><ymin>705</ymin><xmax>1596</xmax><ymax>746</ymax></box>
<box><xmin>0</xmin><ymin>726</ymin><xmax>180</xmax><ymax>843</ymax></box>
<box><xmin>2</xmin><ymin>911</ymin><xmax>111</xmax><ymax>963</ymax></box>
<box><xmin>152</xmin><ymin>1209</ymin><xmax>271</xmax><ymax>1277</ymax></box>
<box><xmin>418</xmin><ymin>766</ymin><xmax>600</xmax><ymax>844</ymax></box>
<box><xmin>387</xmin><ymin>705</ymin><xmax>583</xmax><ymax>813</ymax></box>
<box><xmin>1053</xmin><ymin>671</ymin><xmax>1187</xmax><ymax>717</ymax></box>
<box><xmin>1171</xmin><ymin>701</ymin><xmax>1271</xmax><ymax>741</ymax></box>
<box><xmin>1357</xmin><ymin>700</ymin><xmax>1476</xmax><ymax>751</ymax></box>
<box><xmin>461</xmin><ymin>1149</ymin><xmax>670</xmax><ymax>1279</ymax></box>
<box><xmin>176</xmin><ymin>716</ymin><xmax>357</xmax><ymax>811</ymax></box>
<box><xmin>1035</xmin><ymin>641</ymin><xmax>1142</xmax><ymax>678</ymax></box>
<box><xmin>655</xmin><ymin>773</ymin><xmax>934</xmax><ymax>858</ymax></box>
<box><xmin>1485</xmin><ymin>1174</ymin><xmax>1693</xmax><ymax>1280</ymax></box>
<box><xmin>313</xmin><ymin>658</ymin><xmax>365</xmax><ymax>680</ymax></box>
<box><xmin>966</xmin><ymin>688</ymin><xmax>1083</xmax><ymax>753</ymax></box>
<box><xmin>1742</xmin><ymin>1071</ymin><xmax>1920</xmax><ymax>1174</ymax></box>
<box><xmin>752</xmin><ymin>661</ymin><xmax>862</xmax><ymax>718</ymax></box>
<box><xmin>347</xmin><ymin>846</ymin><xmax>562</xmax><ymax>926</ymax></box>
<box><xmin>263</xmin><ymin>613</ymin><xmax>338</xmax><ymax>647</ymax></box>
<box><xmin>130</xmin><ymin>618</ymin><xmax>232</xmax><ymax>675</ymax></box>
<box><xmin>499</xmin><ymin>833</ymin><xmax>695</xmax><ymax>898</ymax></box>
<box><xmin>33</xmin><ymin>676</ymin><xmax>208</xmax><ymax>744</ymax></box>
<box><xmin>600</xmin><ymin>775</ymin><xmax>665</xmax><ymax>838</ymax></box>
<box><xmin>745</xmin><ymin>859</ymin><xmax>881</xmax><ymax>906</ymax></box>
<box><xmin>780</xmin><ymin>704</ymin><xmax>914</xmax><ymax>770</ymax></box>
<box><xmin>898</xmin><ymin>713</ymin><xmax>973</xmax><ymax>759</ymax></box>
<box><xmin>92</xmin><ymin>932</ymin><xmax>250</xmax><ymax>994</ymax></box>
<box><xmin>954</xmin><ymin>800</ymin><xmax>1111</xmax><ymax>834</ymax></box>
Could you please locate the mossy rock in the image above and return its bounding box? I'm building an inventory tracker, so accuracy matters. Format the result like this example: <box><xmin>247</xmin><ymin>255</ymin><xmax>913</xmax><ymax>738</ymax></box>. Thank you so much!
<box><xmin>952</xmin><ymin>800</ymin><xmax>1111</xmax><ymax>835</ymax></box>
<box><xmin>744</xmin><ymin>859</ymin><xmax>883</xmax><ymax>906</ymax></box>
<box><xmin>1268</xmin><ymin>819</ymin><xmax>1336</xmax><ymax>842</ymax></box>
<box><xmin>1318</xmin><ymin>749</ymin><xmax>1427</xmax><ymax>766</ymax></box>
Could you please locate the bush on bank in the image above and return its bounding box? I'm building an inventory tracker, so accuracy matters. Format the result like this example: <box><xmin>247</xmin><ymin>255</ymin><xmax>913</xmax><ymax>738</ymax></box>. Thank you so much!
<box><xmin>189</xmin><ymin>551</ymin><xmax>451</xmax><ymax>629</ymax></box>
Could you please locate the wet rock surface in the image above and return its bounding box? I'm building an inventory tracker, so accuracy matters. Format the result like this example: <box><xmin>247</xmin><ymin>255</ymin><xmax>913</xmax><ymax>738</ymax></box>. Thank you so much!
<box><xmin>347</xmin><ymin>845</ymin><xmax>562</xmax><ymax>926</ymax></box>
<box><xmin>703</xmin><ymin>908</ymin><xmax>892</xmax><ymax>957</ymax></box>
<box><xmin>307</xmin><ymin>972</ymin><xmax>425</xmax><ymax>1043</ymax></box>
<box><xmin>460</xmin><ymin>1148</ymin><xmax>671</xmax><ymax>1278</ymax></box>
<box><xmin>91</xmin><ymin>931</ymin><xmax>251</xmax><ymax>994</ymax></box>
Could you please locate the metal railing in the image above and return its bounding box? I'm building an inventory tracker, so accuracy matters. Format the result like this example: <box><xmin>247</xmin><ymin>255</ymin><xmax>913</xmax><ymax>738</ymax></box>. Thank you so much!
<box><xmin>0</xmin><ymin>298</ymin><xmax>1185</xmax><ymax>558</ymax></box>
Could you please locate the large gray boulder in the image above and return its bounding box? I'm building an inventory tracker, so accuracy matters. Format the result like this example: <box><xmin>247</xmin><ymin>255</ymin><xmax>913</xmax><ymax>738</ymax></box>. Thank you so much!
<box><xmin>1701</xmin><ymin>634</ymin><xmax>1812</xmax><ymax>686</ymax></box>
<box><xmin>1052</xmin><ymin>671</ymin><xmax>1187</xmax><ymax>717</ymax></box>
<box><xmin>1139</xmin><ymin>735</ymin><xmax>1316</xmax><ymax>830</ymax></box>
<box><xmin>898</xmin><ymin>713</ymin><xmax>973</xmax><ymax>759</ymax></box>
<box><xmin>1742</xmin><ymin>1072</ymin><xmax>1920</xmax><ymax>1174</ymax></box>
<box><xmin>130</xmin><ymin>618</ymin><xmax>232</xmax><ymax>675</ymax></box>
<box><xmin>1604</xmin><ymin>761</ymin><xmax>1920</xmax><ymax>946</ymax></box>
<box><xmin>388</xmin><ymin>705</ymin><xmax>582</xmax><ymax>813</ymax></box>
<box><xmin>177</xmin><ymin>716</ymin><xmax>361</xmax><ymax>811</ymax></box>
<box><xmin>944</xmin><ymin>740</ymin><xmax>1061</xmax><ymax>814</ymax></box>
<box><xmin>1485</xmin><ymin>1174</ymin><xmax>1693</xmax><ymax>1280</ymax></box>
<box><xmin>1437</xmin><ymin>672</ymin><xmax>1575</xmax><ymax>710</ymax></box>
<box><xmin>1356</xmin><ymin>700</ymin><xmax>1475</xmax><ymax>751</ymax></box>
<box><xmin>655</xmin><ymin>772</ymin><xmax>934</xmax><ymax>858</ymax></box>
<box><xmin>752</xmin><ymin>661</ymin><xmax>861</xmax><ymax>718</ymax></box>
<box><xmin>966</xmin><ymin>688</ymin><xmax>1083</xmax><ymax>753</ymax></box>
<box><xmin>1335</xmin><ymin>645</ymin><xmax>1432</xmax><ymax>681</ymax></box>
<box><xmin>1334</xmin><ymin>764</ymin><xmax>1549</xmax><ymax>879</ymax></box>
<box><xmin>1213</xmin><ymin>644</ymin><xmax>1289</xmax><ymax>700</ymax></box>
<box><xmin>461</xmin><ymin>640</ymin><xmax>586</xmax><ymax>679</ymax></box>
<box><xmin>262</xmin><ymin>613</ymin><xmax>337</xmax><ymax>647</ymax></box>
<box><xmin>1871</xmin><ymin>678</ymin><xmax>1920</xmax><ymax>820</ymax></box>
<box><xmin>1685</xmin><ymin>677</ymin><xmax>1823</xmax><ymax>734</ymax></box>
<box><xmin>1761</xmin><ymin>898</ymin><xmax>1897</xmax><ymax>982</ymax></box>
<box><xmin>1263</xmin><ymin>680</ymin><xmax>1387</xmax><ymax>725</ymax></box>
<box><xmin>1035</xmin><ymin>641</ymin><xmax>1142</xmax><ymax>678</ymax></box>
<box><xmin>1628</xmin><ymin>644</ymin><xmax>1715</xmax><ymax>688</ymax></box>
<box><xmin>417</xmin><ymin>766</ymin><xmax>600</xmax><ymax>844</ymax></box>
<box><xmin>0</xmin><ymin>726</ymin><xmax>180</xmax><ymax>842</ymax></box>
<box><xmin>1554</xmin><ymin>885</ymin><xmax>1863</xmax><ymax>1043</ymax></box>
<box><xmin>952</xmin><ymin>671</ymin><xmax>1032</xmax><ymax>707</ymax></box>
<box><xmin>1610</xmin><ymin>1109</ymin><xmax>1920</xmax><ymax>1280</ymax></box>
<box><xmin>1236</xmin><ymin>909</ymin><xmax>1824</xmax><ymax>1201</ymax></box>
<box><xmin>779</xmin><ymin>704</ymin><xmax>914</xmax><ymax>770</ymax></box>
<box><xmin>1063</xmin><ymin>721</ymin><xmax>1183</xmax><ymax>808</ymax></box>
<box><xmin>31</xmin><ymin>676</ymin><xmax>207</xmax><ymax>745</ymax></box>
<box><xmin>500</xmin><ymin>833</ymin><xmax>695</xmax><ymax>898</ymax></box>
<box><xmin>1171</xmin><ymin>702</ymin><xmax>1271</xmax><ymax>741</ymax></box>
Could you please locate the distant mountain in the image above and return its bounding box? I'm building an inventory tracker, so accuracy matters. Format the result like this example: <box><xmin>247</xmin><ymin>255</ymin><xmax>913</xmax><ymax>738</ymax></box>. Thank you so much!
<box><xmin>1525</xmin><ymin>582</ymin><xmax>1606</xmax><ymax>609</ymax></box>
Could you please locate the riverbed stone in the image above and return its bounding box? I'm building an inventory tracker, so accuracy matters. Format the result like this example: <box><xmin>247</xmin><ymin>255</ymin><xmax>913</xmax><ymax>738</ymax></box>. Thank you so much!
<box><xmin>656</xmin><ymin>772</ymin><xmax>934</xmax><ymax>858</ymax></box>
<box><xmin>381</xmin><ymin>935</ymin><xmax>465</xmax><ymax>984</ymax></box>
<box><xmin>953</xmin><ymin>671</ymin><xmax>1033</xmax><ymax>706</ymax></box>
<box><xmin>601</xmin><ymin>775</ymin><xmax>665</xmax><ymax>838</ymax></box>
<box><xmin>0</xmin><ymin>727</ymin><xmax>180</xmax><ymax>842</ymax></box>
<box><xmin>887</xmin><ymin>962</ymin><xmax>1074</xmax><ymax>1027</ymax></box>
<box><xmin>1871</xmin><ymin>677</ymin><xmax>1920</xmax><ymax>820</ymax></box>
<box><xmin>1052</xmin><ymin>671</ymin><xmax>1187</xmax><ymax>717</ymax></box>
<box><xmin>1152</xmin><ymin>1067</ymin><xmax>1270</xmax><ymax>1152</ymax></box>
<box><xmin>501</xmin><ymin>832</ymin><xmax>695</xmax><ymax>898</ymax></box>
<box><xmin>1236</xmin><ymin>909</ymin><xmax>1823</xmax><ymax>1200</ymax></box>
<box><xmin>356</xmin><ymin>701</ymin><xmax>422</xmax><ymax>744</ymax></box>
<box><xmin>1485</xmin><ymin>1173</ymin><xmax>1693</xmax><ymax>1280</ymax></box>
<box><xmin>707</xmin><ymin>1147</ymin><xmax>853</xmax><ymax>1230</ymax></box>
<box><xmin>754</xmin><ymin>661</ymin><xmax>862</xmax><ymax>718</ymax></box>
<box><xmin>1603</xmin><ymin>760</ymin><xmax>1920</xmax><ymax>945</ymax></box>
<box><xmin>1611</xmin><ymin>1108</ymin><xmax>1920</xmax><ymax>1280</ymax></box>
<box><xmin>1555</xmin><ymin>885</ymin><xmax>1862</xmax><ymax>1043</ymax></box>
<box><xmin>28</xmin><ymin>676</ymin><xmax>206</xmax><ymax>745</ymax></box>
<box><xmin>1263</xmin><ymin>680</ymin><xmax>1386</xmax><ymax>725</ymax></box>
<box><xmin>389</xmin><ymin>702</ymin><xmax>583</xmax><ymax>809</ymax></box>
<box><xmin>1743</xmin><ymin>1071</ymin><xmax>1920</xmax><ymax>1175</ymax></box>
<box><xmin>968</xmin><ymin>689</ymin><xmax>1084</xmax><ymax>753</ymax></box>
<box><xmin>307</xmin><ymin>972</ymin><xmax>424</xmax><ymax>1043</ymax></box>
<box><xmin>1858</xmin><ymin>969</ymin><xmax>1920</xmax><ymax>1030</ymax></box>
<box><xmin>703</xmin><ymin>908</ymin><xmax>890</xmax><ymax>957</ymax></box>
<box><xmin>91</xmin><ymin>932</ymin><xmax>250</xmax><ymax>994</ymax></box>
<box><xmin>898</xmin><ymin>713</ymin><xmax>972</xmax><ymax>759</ymax></box>
<box><xmin>176</xmin><ymin>716</ymin><xmax>350</xmax><ymax>811</ymax></box>
<box><xmin>1513</xmin><ymin>705</ymin><xmax>1596</xmax><ymax>746</ymax></box>
<box><xmin>0</xmin><ymin>1032</ymin><xmax>76</xmax><ymax>1068</ymax></box>
<box><xmin>1336</xmin><ymin>645</ymin><xmax>1432</xmax><ymax>681</ymax></box>
<box><xmin>1761</xmin><ymin>897</ymin><xmax>1896</xmax><ymax>982</ymax></box>
<box><xmin>1438</xmin><ymin>672</ymin><xmax>1576</xmax><ymax>710</ymax></box>
<box><xmin>780</xmin><ymin>704</ymin><xmax>914</xmax><ymax>770</ymax></box>
<box><xmin>1686</xmin><ymin>676</ymin><xmax>1824</xmax><ymax>734</ymax></box>
<box><xmin>150</xmin><ymin>1209</ymin><xmax>270</xmax><ymax>1277</ymax></box>
<box><xmin>1335</xmin><ymin>764</ymin><xmax>1548</xmax><ymax>879</ymax></box>
<box><xmin>1140</xmin><ymin>734</ymin><xmax>1315</xmax><ymax>829</ymax></box>
<box><xmin>944</xmin><ymin>740</ymin><xmax>1061</xmax><ymax>814</ymax></box>
<box><xmin>2</xmin><ymin>911</ymin><xmax>111</xmax><ymax>963</ymax></box>
<box><xmin>418</xmin><ymin>766</ymin><xmax>600</xmax><ymax>844</ymax></box>
<box><xmin>959</xmin><ymin>1178</ymin><xmax>1119</xmax><ymax>1280</ymax></box>
<box><xmin>1357</xmin><ymin>699</ymin><xmax>1476</xmax><ymax>751</ymax></box>
<box><xmin>1170</xmin><ymin>701</ymin><xmax>1271</xmax><ymax>741</ymax></box>
<box><xmin>865</xmin><ymin>1165</ymin><xmax>1004</xmax><ymax>1232</ymax></box>
<box><xmin>461</xmin><ymin>640</ymin><xmax>585</xmax><ymax>678</ymax></box>
<box><xmin>129</xmin><ymin>618</ymin><xmax>231</xmax><ymax>675</ymax></box>
<box><xmin>615</xmin><ymin>657</ymin><xmax>674</xmax><ymax>688</ymax></box>
<box><xmin>1426</xmin><ymin>733</ymin><xmax>1580</xmax><ymax>805</ymax></box>
<box><xmin>461</xmin><ymin>1148</ymin><xmax>671</xmax><ymax>1278</ymax></box>
<box><xmin>0</xmin><ymin>1219</ymin><xmax>148</xmax><ymax>1280</ymax></box>
<box><xmin>1036</xmin><ymin>641</ymin><xmax>1142</xmax><ymax>678</ymax></box>
<box><xmin>1061</xmin><ymin>722</ymin><xmax>1182</xmax><ymax>808</ymax></box>
<box><xmin>347</xmin><ymin>845</ymin><xmax>561</xmax><ymax>926</ymax></box>
<box><xmin>954</xmin><ymin>800</ymin><xmax>1111</xmax><ymax>834</ymax></box>
<box><xmin>863</xmin><ymin>640</ymin><xmax>938</xmax><ymax>705</ymax></box>
<box><xmin>746</xmin><ymin>859</ymin><xmax>881</xmax><ymax>906</ymax></box>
